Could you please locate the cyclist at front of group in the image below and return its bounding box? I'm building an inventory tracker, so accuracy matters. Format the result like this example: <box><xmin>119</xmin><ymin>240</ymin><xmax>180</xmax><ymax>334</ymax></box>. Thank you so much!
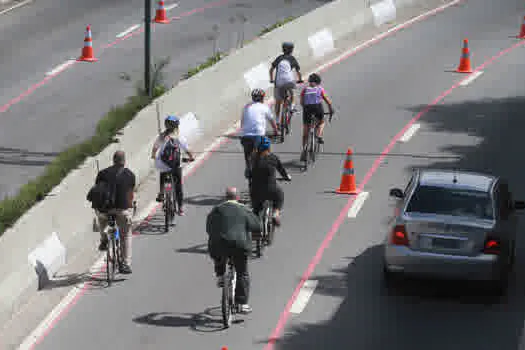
<box><xmin>239</xmin><ymin>88</ymin><xmax>279</xmax><ymax>180</ymax></box>
<box><xmin>250</xmin><ymin>137</ymin><xmax>291</xmax><ymax>227</ymax></box>
<box><xmin>300</xmin><ymin>73</ymin><xmax>334</xmax><ymax>161</ymax></box>
<box><xmin>269</xmin><ymin>42</ymin><xmax>303</xmax><ymax>124</ymax></box>
<box><xmin>151</xmin><ymin>115</ymin><xmax>195</xmax><ymax>216</ymax></box>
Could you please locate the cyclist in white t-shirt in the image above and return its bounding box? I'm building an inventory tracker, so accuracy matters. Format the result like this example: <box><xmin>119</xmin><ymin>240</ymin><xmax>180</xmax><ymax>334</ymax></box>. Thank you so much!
<box><xmin>269</xmin><ymin>42</ymin><xmax>303</xmax><ymax>126</ymax></box>
<box><xmin>240</xmin><ymin>88</ymin><xmax>279</xmax><ymax>181</ymax></box>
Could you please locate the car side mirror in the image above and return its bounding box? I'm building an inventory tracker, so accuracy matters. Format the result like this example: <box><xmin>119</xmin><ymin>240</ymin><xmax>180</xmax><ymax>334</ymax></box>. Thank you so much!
<box><xmin>389</xmin><ymin>188</ymin><xmax>404</xmax><ymax>199</ymax></box>
<box><xmin>514</xmin><ymin>200</ymin><xmax>525</xmax><ymax>210</ymax></box>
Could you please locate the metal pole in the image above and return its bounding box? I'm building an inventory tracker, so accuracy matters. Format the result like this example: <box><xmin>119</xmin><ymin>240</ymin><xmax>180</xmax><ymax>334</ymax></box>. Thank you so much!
<box><xmin>145</xmin><ymin>0</ymin><xmax>152</xmax><ymax>98</ymax></box>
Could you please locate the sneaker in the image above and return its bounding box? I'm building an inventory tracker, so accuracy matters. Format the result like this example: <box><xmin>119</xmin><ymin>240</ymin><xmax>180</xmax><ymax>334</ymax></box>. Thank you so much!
<box><xmin>216</xmin><ymin>276</ymin><xmax>224</xmax><ymax>288</ymax></box>
<box><xmin>119</xmin><ymin>263</ymin><xmax>132</xmax><ymax>274</ymax></box>
<box><xmin>178</xmin><ymin>207</ymin><xmax>185</xmax><ymax>216</ymax></box>
<box><xmin>98</xmin><ymin>239</ymin><xmax>108</xmax><ymax>251</ymax></box>
<box><xmin>156</xmin><ymin>192</ymin><xmax>164</xmax><ymax>202</ymax></box>
<box><xmin>237</xmin><ymin>304</ymin><xmax>253</xmax><ymax>314</ymax></box>
<box><xmin>317</xmin><ymin>137</ymin><xmax>325</xmax><ymax>144</ymax></box>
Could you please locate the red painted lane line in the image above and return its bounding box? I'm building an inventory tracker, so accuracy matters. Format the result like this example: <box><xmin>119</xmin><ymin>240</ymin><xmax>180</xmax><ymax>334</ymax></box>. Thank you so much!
<box><xmin>0</xmin><ymin>0</ymin><xmax>230</xmax><ymax>115</ymax></box>
<box><xmin>263</xmin><ymin>32</ymin><xmax>525</xmax><ymax>350</ymax></box>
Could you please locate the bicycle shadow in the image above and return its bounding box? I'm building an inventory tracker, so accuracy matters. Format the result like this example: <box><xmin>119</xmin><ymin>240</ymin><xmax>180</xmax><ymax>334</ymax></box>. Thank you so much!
<box><xmin>132</xmin><ymin>306</ymin><xmax>243</xmax><ymax>332</ymax></box>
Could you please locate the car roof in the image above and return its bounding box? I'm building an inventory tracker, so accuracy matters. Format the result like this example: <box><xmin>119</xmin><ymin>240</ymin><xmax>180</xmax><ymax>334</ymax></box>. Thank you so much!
<box><xmin>417</xmin><ymin>169</ymin><xmax>497</xmax><ymax>193</ymax></box>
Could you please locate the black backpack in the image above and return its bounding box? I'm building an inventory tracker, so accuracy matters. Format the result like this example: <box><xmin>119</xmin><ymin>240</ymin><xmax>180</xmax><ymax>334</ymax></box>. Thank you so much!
<box><xmin>160</xmin><ymin>137</ymin><xmax>181</xmax><ymax>168</ymax></box>
<box><xmin>87</xmin><ymin>168</ymin><xmax>123</xmax><ymax>211</ymax></box>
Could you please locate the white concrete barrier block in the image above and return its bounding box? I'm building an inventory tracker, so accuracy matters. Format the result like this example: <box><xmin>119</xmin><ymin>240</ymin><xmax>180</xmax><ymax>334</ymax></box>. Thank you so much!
<box><xmin>308</xmin><ymin>28</ymin><xmax>335</xmax><ymax>59</ymax></box>
<box><xmin>243</xmin><ymin>62</ymin><xmax>271</xmax><ymax>91</ymax></box>
<box><xmin>179</xmin><ymin>112</ymin><xmax>202</xmax><ymax>145</ymax></box>
<box><xmin>27</xmin><ymin>232</ymin><xmax>66</xmax><ymax>279</ymax></box>
<box><xmin>371</xmin><ymin>0</ymin><xmax>397</xmax><ymax>27</ymax></box>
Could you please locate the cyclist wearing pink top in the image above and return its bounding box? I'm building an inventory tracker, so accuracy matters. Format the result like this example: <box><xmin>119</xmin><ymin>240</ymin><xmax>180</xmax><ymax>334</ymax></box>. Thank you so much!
<box><xmin>300</xmin><ymin>73</ymin><xmax>334</xmax><ymax>161</ymax></box>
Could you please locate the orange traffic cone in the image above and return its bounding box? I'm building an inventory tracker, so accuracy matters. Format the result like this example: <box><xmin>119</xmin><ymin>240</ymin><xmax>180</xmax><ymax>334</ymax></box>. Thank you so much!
<box><xmin>77</xmin><ymin>25</ymin><xmax>98</xmax><ymax>62</ymax></box>
<box><xmin>456</xmin><ymin>38</ymin><xmax>472</xmax><ymax>73</ymax></box>
<box><xmin>517</xmin><ymin>16</ymin><xmax>525</xmax><ymax>39</ymax></box>
<box><xmin>154</xmin><ymin>0</ymin><xmax>170</xmax><ymax>24</ymax></box>
<box><xmin>221</xmin><ymin>348</ymin><xmax>228</xmax><ymax>350</ymax></box>
<box><xmin>336</xmin><ymin>148</ymin><xmax>358</xmax><ymax>194</ymax></box>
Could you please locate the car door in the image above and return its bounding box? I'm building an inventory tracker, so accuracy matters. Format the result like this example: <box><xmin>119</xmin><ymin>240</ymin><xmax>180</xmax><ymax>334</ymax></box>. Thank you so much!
<box><xmin>495</xmin><ymin>180</ymin><xmax>516</xmax><ymax>243</ymax></box>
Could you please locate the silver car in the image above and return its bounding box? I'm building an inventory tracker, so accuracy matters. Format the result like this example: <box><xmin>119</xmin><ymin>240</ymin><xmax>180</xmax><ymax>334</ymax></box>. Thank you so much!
<box><xmin>383</xmin><ymin>169</ymin><xmax>525</xmax><ymax>294</ymax></box>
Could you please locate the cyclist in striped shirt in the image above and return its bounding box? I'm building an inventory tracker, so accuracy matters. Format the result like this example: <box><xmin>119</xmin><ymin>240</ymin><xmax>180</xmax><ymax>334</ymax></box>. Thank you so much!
<box><xmin>299</xmin><ymin>73</ymin><xmax>334</xmax><ymax>161</ymax></box>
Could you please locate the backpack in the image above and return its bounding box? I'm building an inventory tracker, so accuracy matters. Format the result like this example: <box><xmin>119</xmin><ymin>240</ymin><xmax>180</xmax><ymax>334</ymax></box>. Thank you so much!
<box><xmin>276</xmin><ymin>57</ymin><xmax>293</xmax><ymax>84</ymax></box>
<box><xmin>160</xmin><ymin>137</ymin><xmax>181</xmax><ymax>169</ymax></box>
<box><xmin>87</xmin><ymin>168</ymin><xmax>123</xmax><ymax>211</ymax></box>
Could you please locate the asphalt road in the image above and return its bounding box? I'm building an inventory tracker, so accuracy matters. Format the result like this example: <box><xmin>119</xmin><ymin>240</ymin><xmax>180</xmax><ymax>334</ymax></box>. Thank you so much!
<box><xmin>20</xmin><ymin>0</ymin><xmax>525</xmax><ymax>349</ymax></box>
<box><xmin>0</xmin><ymin>0</ymin><xmax>324</xmax><ymax>200</ymax></box>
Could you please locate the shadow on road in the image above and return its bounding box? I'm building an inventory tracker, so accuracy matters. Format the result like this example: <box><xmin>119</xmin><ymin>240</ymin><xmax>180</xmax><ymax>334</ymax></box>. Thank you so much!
<box><xmin>273</xmin><ymin>96</ymin><xmax>525</xmax><ymax>350</ymax></box>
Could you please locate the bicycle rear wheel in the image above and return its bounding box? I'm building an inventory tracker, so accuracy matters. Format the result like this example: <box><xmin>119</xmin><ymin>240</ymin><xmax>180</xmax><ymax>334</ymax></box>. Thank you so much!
<box><xmin>107</xmin><ymin>236</ymin><xmax>117</xmax><ymax>285</ymax></box>
<box><xmin>221</xmin><ymin>261</ymin><xmax>235</xmax><ymax>328</ymax></box>
<box><xmin>106</xmin><ymin>240</ymin><xmax>112</xmax><ymax>286</ymax></box>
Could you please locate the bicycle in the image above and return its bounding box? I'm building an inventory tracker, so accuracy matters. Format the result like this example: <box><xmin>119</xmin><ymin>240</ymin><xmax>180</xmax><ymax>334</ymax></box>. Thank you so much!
<box><xmin>106</xmin><ymin>214</ymin><xmax>123</xmax><ymax>286</ymax></box>
<box><xmin>162</xmin><ymin>157</ymin><xmax>193</xmax><ymax>232</ymax></box>
<box><xmin>303</xmin><ymin>112</ymin><xmax>333</xmax><ymax>171</ymax></box>
<box><xmin>221</xmin><ymin>257</ymin><xmax>237</xmax><ymax>328</ymax></box>
<box><xmin>276</xmin><ymin>80</ymin><xmax>303</xmax><ymax>143</ymax></box>
<box><xmin>255</xmin><ymin>199</ymin><xmax>275</xmax><ymax>258</ymax></box>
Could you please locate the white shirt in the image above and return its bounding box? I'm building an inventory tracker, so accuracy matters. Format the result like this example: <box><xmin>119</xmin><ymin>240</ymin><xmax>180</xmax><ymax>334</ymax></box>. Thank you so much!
<box><xmin>240</xmin><ymin>102</ymin><xmax>275</xmax><ymax>137</ymax></box>
<box><xmin>154</xmin><ymin>132</ymin><xmax>189</xmax><ymax>172</ymax></box>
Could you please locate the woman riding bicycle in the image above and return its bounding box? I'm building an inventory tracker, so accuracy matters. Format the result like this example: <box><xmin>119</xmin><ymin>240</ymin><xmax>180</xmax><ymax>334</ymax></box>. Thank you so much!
<box><xmin>300</xmin><ymin>73</ymin><xmax>334</xmax><ymax>162</ymax></box>
<box><xmin>250</xmin><ymin>137</ymin><xmax>291</xmax><ymax>227</ymax></box>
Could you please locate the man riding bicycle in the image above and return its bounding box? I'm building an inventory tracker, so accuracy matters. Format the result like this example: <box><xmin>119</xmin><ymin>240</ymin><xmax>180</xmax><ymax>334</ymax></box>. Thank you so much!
<box><xmin>206</xmin><ymin>186</ymin><xmax>262</xmax><ymax>314</ymax></box>
<box><xmin>151</xmin><ymin>115</ymin><xmax>195</xmax><ymax>216</ymax></box>
<box><xmin>250</xmin><ymin>137</ymin><xmax>291</xmax><ymax>227</ymax></box>
<box><xmin>300</xmin><ymin>73</ymin><xmax>334</xmax><ymax>162</ymax></box>
<box><xmin>269</xmin><ymin>42</ymin><xmax>303</xmax><ymax>129</ymax></box>
<box><xmin>240</xmin><ymin>88</ymin><xmax>279</xmax><ymax>180</ymax></box>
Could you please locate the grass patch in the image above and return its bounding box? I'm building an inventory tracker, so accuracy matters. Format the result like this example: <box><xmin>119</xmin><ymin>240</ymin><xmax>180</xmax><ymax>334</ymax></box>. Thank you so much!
<box><xmin>183</xmin><ymin>52</ymin><xmax>227</xmax><ymax>80</ymax></box>
<box><xmin>0</xmin><ymin>61</ymin><xmax>169</xmax><ymax>236</ymax></box>
<box><xmin>258</xmin><ymin>16</ymin><xmax>296</xmax><ymax>36</ymax></box>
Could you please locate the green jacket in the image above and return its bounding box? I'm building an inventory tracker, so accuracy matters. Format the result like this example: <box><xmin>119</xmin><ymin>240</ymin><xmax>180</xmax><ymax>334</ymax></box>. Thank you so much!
<box><xmin>206</xmin><ymin>200</ymin><xmax>262</xmax><ymax>256</ymax></box>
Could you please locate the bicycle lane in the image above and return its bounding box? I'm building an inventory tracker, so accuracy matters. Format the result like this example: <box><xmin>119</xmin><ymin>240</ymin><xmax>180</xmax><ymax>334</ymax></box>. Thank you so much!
<box><xmin>21</xmin><ymin>0</ymin><xmax>525</xmax><ymax>348</ymax></box>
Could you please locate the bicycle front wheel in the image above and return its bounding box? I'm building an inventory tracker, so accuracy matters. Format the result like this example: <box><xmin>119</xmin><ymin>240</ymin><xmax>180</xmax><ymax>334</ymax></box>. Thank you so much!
<box><xmin>164</xmin><ymin>191</ymin><xmax>172</xmax><ymax>232</ymax></box>
<box><xmin>221</xmin><ymin>274</ymin><xmax>233</xmax><ymax>328</ymax></box>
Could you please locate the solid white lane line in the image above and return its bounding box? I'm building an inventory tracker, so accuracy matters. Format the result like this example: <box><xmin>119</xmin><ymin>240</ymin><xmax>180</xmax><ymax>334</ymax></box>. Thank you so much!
<box><xmin>347</xmin><ymin>191</ymin><xmax>369</xmax><ymax>218</ymax></box>
<box><xmin>165</xmin><ymin>3</ymin><xmax>179</xmax><ymax>10</ymax></box>
<box><xmin>459</xmin><ymin>70</ymin><xmax>484</xmax><ymax>86</ymax></box>
<box><xmin>116</xmin><ymin>24</ymin><xmax>141</xmax><ymax>38</ymax></box>
<box><xmin>45</xmin><ymin>60</ymin><xmax>75</xmax><ymax>76</ymax></box>
<box><xmin>290</xmin><ymin>280</ymin><xmax>318</xmax><ymax>314</ymax></box>
<box><xmin>399</xmin><ymin>123</ymin><xmax>420</xmax><ymax>143</ymax></box>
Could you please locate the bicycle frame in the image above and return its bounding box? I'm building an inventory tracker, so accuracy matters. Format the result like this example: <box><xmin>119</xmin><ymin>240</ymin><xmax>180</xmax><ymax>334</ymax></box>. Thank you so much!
<box><xmin>256</xmin><ymin>200</ymin><xmax>274</xmax><ymax>257</ymax></box>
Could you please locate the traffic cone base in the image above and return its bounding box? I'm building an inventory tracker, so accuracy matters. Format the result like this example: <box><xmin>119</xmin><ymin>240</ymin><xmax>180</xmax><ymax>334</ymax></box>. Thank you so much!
<box><xmin>336</xmin><ymin>148</ymin><xmax>358</xmax><ymax>195</ymax></box>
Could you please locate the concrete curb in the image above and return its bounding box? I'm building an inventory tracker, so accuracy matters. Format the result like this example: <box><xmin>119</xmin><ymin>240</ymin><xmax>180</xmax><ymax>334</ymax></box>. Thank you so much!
<box><xmin>0</xmin><ymin>0</ymin><xmax>457</xmax><ymax>329</ymax></box>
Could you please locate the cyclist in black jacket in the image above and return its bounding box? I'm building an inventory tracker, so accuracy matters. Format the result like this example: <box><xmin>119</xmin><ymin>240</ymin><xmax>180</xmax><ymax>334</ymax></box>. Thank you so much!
<box><xmin>250</xmin><ymin>136</ymin><xmax>291</xmax><ymax>227</ymax></box>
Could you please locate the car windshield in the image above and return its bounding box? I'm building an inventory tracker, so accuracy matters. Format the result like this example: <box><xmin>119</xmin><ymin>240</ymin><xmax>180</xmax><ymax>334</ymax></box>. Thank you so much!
<box><xmin>406</xmin><ymin>185</ymin><xmax>493</xmax><ymax>220</ymax></box>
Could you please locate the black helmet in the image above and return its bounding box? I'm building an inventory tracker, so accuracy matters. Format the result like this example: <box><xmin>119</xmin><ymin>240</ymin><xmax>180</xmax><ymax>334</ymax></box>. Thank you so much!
<box><xmin>308</xmin><ymin>73</ymin><xmax>321</xmax><ymax>84</ymax></box>
<box><xmin>282</xmin><ymin>42</ymin><xmax>294</xmax><ymax>54</ymax></box>
<box><xmin>251</xmin><ymin>88</ymin><xmax>265</xmax><ymax>102</ymax></box>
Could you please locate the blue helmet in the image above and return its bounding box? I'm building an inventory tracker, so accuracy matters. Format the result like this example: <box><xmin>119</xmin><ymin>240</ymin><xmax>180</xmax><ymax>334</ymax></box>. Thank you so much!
<box><xmin>165</xmin><ymin>115</ymin><xmax>180</xmax><ymax>129</ymax></box>
<box><xmin>257</xmin><ymin>137</ymin><xmax>271</xmax><ymax>152</ymax></box>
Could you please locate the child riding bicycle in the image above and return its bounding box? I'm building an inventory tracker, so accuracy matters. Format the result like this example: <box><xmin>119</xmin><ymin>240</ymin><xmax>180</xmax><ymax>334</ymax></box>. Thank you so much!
<box><xmin>299</xmin><ymin>73</ymin><xmax>334</xmax><ymax>162</ymax></box>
